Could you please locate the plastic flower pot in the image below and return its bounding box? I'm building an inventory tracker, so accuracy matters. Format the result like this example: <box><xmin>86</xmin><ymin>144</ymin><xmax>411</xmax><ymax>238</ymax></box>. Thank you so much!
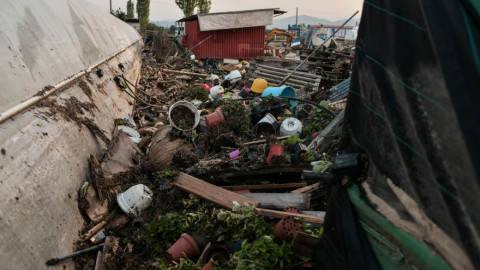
<box><xmin>201</xmin><ymin>244</ymin><xmax>230</xmax><ymax>267</ymax></box>
<box><xmin>266</xmin><ymin>144</ymin><xmax>285</xmax><ymax>165</ymax></box>
<box><xmin>283</xmin><ymin>207</ymin><xmax>302</xmax><ymax>214</ymax></box>
<box><xmin>279</xmin><ymin>117</ymin><xmax>303</xmax><ymax>136</ymax></box>
<box><xmin>292</xmin><ymin>143</ymin><xmax>307</xmax><ymax>155</ymax></box>
<box><xmin>199</xmin><ymin>83</ymin><xmax>211</xmax><ymax>92</ymax></box>
<box><xmin>273</xmin><ymin>216</ymin><xmax>303</xmax><ymax>243</ymax></box>
<box><xmin>254</xmin><ymin>113</ymin><xmax>280</xmax><ymax>137</ymax></box>
<box><xmin>262</xmin><ymin>86</ymin><xmax>297</xmax><ymax>109</ymax></box>
<box><xmin>166</xmin><ymin>233</ymin><xmax>200</xmax><ymax>263</ymax></box>
<box><xmin>205</xmin><ymin>110</ymin><xmax>226</xmax><ymax>129</ymax></box>
<box><xmin>168</xmin><ymin>100</ymin><xmax>200</xmax><ymax>131</ymax></box>
<box><xmin>117</xmin><ymin>184</ymin><xmax>153</xmax><ymax>217</ymax></box>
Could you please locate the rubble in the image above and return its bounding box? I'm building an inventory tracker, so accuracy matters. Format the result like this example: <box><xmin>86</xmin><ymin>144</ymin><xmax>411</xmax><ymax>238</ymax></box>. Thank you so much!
<box><xmin>64</xmin><ymin>47</ymin><xmax>349</xmax><ymax>269</ymax></box>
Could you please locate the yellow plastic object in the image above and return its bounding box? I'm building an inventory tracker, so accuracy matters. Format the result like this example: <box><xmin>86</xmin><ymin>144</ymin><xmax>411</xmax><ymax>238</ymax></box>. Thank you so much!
<box><xmin>250</xmin><ymin>78</ymin><xmax>268</xmax><ymax>93</ymax></box>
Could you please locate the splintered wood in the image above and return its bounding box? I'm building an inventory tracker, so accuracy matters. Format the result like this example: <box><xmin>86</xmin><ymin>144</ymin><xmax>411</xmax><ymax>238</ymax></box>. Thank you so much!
<box><xmin>173</xmin><ymin>173</ymin><xmax>259</xmax><ymax>209</ymax></box>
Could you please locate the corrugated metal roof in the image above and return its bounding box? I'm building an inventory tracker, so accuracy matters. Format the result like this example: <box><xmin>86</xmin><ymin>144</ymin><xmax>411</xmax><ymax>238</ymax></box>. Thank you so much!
<box><xmin>177</xmin><ymin>8</ymin><xmax>286</xmax><ymax>22</ymax></box>
<box><xmin>329</xmin><ymin>78</ymin><xmax>351</xmax><ymax>101</ymax></box>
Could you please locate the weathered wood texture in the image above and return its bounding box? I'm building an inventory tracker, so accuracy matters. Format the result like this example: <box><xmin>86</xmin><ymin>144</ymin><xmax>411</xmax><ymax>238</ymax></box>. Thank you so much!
<box><xmin>221</xmin><ymin>182</ymin><xmax>307</xmax><ymax>191</ymax></box>
<box><xmin>255</xmin><ymin>208</ymin><xmax>324</xmax><ymax>224</ymax></box>
<box><xmin>241</xmin><ymin>193</ymin><xmax>310</xmax><ymax>209</ymax></box>
<box><xmin>291</xmin><ymin>183</ymin><xmax>321</xmax><ymax>194</ymax></box>
<box><xmin>173</xmin><ymin>173</ymin><xmax>259</xmax><ymax>209</ymax></box>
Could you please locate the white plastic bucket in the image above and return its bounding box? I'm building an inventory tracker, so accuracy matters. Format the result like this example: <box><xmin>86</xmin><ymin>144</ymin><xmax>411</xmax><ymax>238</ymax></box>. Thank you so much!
<box><xmin>280</xmin><ymin>117</ymin><xmax>303</xmax><ymax>136</ymax></box>
<box><xmin>168</xmin><ymin>100</ymin><xmax>200</xmax><ymax>131</ymax></box>
<box><xmin>117</xmin><ymin>184</ymin><xmax>153</xmax><ymax>217</ymax></box>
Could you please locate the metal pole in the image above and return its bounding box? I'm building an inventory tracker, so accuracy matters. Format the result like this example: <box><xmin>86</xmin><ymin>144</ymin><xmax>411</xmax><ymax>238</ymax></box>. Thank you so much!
<box><xmin>46</xmin><ymin>244</ymin><xmax>105</xmax><ymax>265</ymax></box>
<box><xmin>296</xmin><ymin>7</ymin><xmax>298</xmax><ymax>26</ymax></box>
<box><xmin>278</xmin><ymin>10</ymin><xmax>359</xmax><ymax>86</ymax></box>
<box><xmin>110</xmin><ymin>0</ymin><xmax>112</xmax><ymax>13</ymax></box>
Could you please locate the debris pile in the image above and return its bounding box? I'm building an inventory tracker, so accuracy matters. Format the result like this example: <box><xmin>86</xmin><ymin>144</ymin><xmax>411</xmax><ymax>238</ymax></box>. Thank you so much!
<box><xmin>50</xmin><ymin>55</ymin><xmax>349</xmax><ymax>269</ymax></box>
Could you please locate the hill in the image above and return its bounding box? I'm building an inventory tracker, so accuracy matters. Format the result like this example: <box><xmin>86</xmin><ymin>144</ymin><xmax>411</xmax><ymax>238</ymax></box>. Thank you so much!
<box><xmin>272</xmin><ymin>15</ymin><xmax>360</xmax><ymax>29</ymax></box>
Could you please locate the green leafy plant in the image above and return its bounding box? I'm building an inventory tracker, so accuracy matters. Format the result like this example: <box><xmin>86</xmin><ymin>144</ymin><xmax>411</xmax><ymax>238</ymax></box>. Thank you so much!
<box><xmin>282</xmin><ymin>136</ymin><xmax>304</xmax><ymax>147</ymax></box>
<box><xmin>157</xmin><ymin>169</ymin><xmax>176</xmax><ymax>179</ymax></box>
<box><xmin>228</xmin><ymin>235</ymin><xmax>294</xmax><ymax>270</ymax></box>
<box><xmin>188</xmin><ymin>86</ymin><xmax>210</xmax><ymax>102</ymax></box>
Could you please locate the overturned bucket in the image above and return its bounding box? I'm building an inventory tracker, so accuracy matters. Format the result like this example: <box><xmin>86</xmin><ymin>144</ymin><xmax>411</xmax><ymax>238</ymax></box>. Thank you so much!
<box><xmin>117</xmin><ymin>184</ymin><xmax>153</xmax><ymax>217</ymax></box>
<box><xmin>262</xmin><ymin>86</ymin><xmax>296</xmax><ymax>109</ymax></box>
<box><xmin>168</xmin><ymin>100</ymin><xmax>200</xmax><ymax>131</ymax></box>
<box><xmin>254</xmin><ymin>113</ymin><xmax>280</xmax><ymax>137</ymax></box>
<box><xmin>279</xmin><ymin>117</ymin><xmax>303</xmax><ymax>136</ymax></box>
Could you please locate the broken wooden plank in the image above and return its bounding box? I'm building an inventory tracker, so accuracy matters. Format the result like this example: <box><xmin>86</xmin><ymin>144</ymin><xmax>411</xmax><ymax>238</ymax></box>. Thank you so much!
<box><xmin>173</xmin><ymin>173</ymin><xmax>259</xmax><ymax>209</ymax></box>
<box><xmin>241</xmin><ymin>193</ymin><xmax>310</xmax><ymax>209</ymax></box>
<box><xmin>291</xmin><ymin>183</ymin><xmax>321</xmax><ymax>194</ymax></box>
<box><xmin>211</xmin><ymin>165</ymin><xmax>310</xmax><ymax>180</ymax></box>
<box><xmin>307</xmin><ymin>109</ymin><xmax>345</xmax><ymax>151</ymax></box>
<box><xmin>222</xmin><ymin>182</ymin><xmax>307</xmax><ymax>191</ymax></box>
<box><xmin>256</xmin><ymin>65</ymin><xmax>320</xmax><ymax>79</ymax></box>
<box><xmin>81</xmin><ymin>221</ymin><xmax>106</xmax><ymax>240</ymax></box>
<box><xmin>255</xmin><ymin>208</ymin><xmax>324</xmax><ymax>224</ymax></box>
<box><xmin>301</xmin><ymin>211</ymin><xmax>326</xmax><ymax>218</ymax></box>
<box><xmin>160</xmin><ymin>69</ymin><xmax>209</xmax><ymax>78</ymax></box>
<box><xmin>242</xmin><ymin>135</ymin><xmax>290</xmax><ymax>146</ymax></box>
<box><xmin>291</xmin><ymin>232</ymin><xmax>319</xmax><ymax>258</ymax></box>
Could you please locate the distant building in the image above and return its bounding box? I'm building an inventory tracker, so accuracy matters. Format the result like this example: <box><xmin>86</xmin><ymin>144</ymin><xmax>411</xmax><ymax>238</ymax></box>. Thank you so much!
<box><xmin>177</xmin><ymin>8</ymin><xmax>286</xmax><ymax>59</ymax></box>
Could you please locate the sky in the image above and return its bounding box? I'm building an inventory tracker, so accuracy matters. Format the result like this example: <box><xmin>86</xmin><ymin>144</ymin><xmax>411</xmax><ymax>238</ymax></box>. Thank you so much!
<box><xmin>87</xmin><ymin>0</ymin><xmax>363</xmax><ymax>22</ymax></box>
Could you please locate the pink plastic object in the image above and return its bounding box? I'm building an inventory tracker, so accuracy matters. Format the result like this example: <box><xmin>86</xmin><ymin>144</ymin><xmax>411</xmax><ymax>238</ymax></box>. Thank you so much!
<box><xmin>229</xmin><ymin>149</ymin><xmax>240</xmax><ymax>159</ymax></box>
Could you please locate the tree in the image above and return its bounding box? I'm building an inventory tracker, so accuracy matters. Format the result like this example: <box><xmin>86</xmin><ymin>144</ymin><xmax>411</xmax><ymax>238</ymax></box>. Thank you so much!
<box><xmin>126</xmin><ymin>0</ymin><xmax>135</xmax><ymax>18</ymax></box>
<box><xmin>196</xmin><ymin>0</ymin><xmax>211</xmax><ymax>14</ymax></box>
<box><xmin>112</xmin><ymin>8</ymin><xmax>126</xmax><ymax>21</ymax></box>
<box><xmin>175</xmin><ymin>0</ymin><xmax>197</xmax><ymax>17</ymax></box>
<box><xmin>137</xmin><ymin>0</ymin><xmax>151</xmax><ymax>31</ymax></box>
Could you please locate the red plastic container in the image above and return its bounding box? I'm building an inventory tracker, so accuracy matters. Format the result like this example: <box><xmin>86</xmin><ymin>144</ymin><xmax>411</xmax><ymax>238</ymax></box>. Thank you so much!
<box><xmin>205</xmin><ymin>110</ymin><xmax>226</xmax><ymax>129</ymax></box>
<box><xmin>166</xmin><ymin>233</ymin><xmax>200</xmax><ymax>262</ymax></box>
<box><xmin>266</xmin><ymin>144</ymin><xmax>285</xmax><ymax>165</ymax></box>
<box><xmin>273</xmin><ymin>216</ymin><xmax>303</xmax><ymax>243</ymax></box>
<box><xmin>283</xmin><ymin>206</ymin><xmax>301</xmax><ymax>214</ymax></box>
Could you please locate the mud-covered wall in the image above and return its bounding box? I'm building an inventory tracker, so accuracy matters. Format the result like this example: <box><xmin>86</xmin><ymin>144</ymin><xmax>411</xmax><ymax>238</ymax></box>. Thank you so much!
<box><xmin>0</xmin><ymin>0</ymin><xmax>140</xmax><ymax>112</ymax></box>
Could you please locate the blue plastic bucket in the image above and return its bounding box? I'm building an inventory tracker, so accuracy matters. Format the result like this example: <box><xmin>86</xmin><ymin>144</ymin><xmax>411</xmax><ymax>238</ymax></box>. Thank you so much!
<box><xmin>262</xmin><ymin>86</ymin><xmax>296</xmax><ymax>108</ymax></box>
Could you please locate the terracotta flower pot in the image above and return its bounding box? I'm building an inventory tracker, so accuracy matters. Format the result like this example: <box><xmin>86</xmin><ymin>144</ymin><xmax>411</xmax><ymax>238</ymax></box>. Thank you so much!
<box><xmin>201</xmin><ymin>261</ymin><xmax>213</xmax><ymax>270</ymax></box>
<box><xmin>166</xmin><ymin>233</ymin><xmax>200</xmax><ymax>262</ymax></box>
<box><xmin>266</xmin><ymin>144</ymin><xmax>285</xmax><ymax>165</ymax></box>
<box><xmin>205</xmin><ymin>110</ymin><xmax>225</xmax><ymax>129</ymax></box>
<box><xmin>273</xmin><ymin>216</ymin><xmax>303</xmax><ymax>243</ymax></box>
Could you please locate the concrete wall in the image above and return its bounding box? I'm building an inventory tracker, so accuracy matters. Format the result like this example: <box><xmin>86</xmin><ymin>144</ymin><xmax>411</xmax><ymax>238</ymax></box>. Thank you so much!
<box><xmin>0</xmin><ymin>0</ymin><xmax>143</xmax><ymax>269</ymax></box>
<box><xmin>0</xmin><ymin>0</ymin><xmax>140</xmax><ymax>112</ymax></box>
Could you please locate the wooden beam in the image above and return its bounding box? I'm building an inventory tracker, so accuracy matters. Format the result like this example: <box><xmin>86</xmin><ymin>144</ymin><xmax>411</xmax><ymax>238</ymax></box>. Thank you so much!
<box><xmin>291</xmin><ymin>183</ymin><xmax>321</xmax><ymax>194</ymax></box>
<box><xmin>255</xmin><ymin>208</ymin><xmax>324</xmax><ymax>224</ymax></box>
<box><xmin>242</xmin><ymin>135</ymin><xmax>290</xmax><ymax>146</ymax></box>
<box><xmin>212</xmin><ymin>165</ymin><xmax>310</xmax><ymax>180</ymax></box>
<box><xmin>221</xmin><ymin>182</ymin><xmax>307</xmax><ymax>191</ymax></box>
<box><xmin>173</xmin><ymin>173</ymin><xmax>259</xmax><ymax>209</ymax></box>
<box><xmin>241</xmin><ymin>193</ymin><xmax>310</xmax><ymax>209</ymax></box>
<box><xmin>160</xmin><ymin>69</ymin><xmax>209</xmax><ymax>78</ymax></box>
